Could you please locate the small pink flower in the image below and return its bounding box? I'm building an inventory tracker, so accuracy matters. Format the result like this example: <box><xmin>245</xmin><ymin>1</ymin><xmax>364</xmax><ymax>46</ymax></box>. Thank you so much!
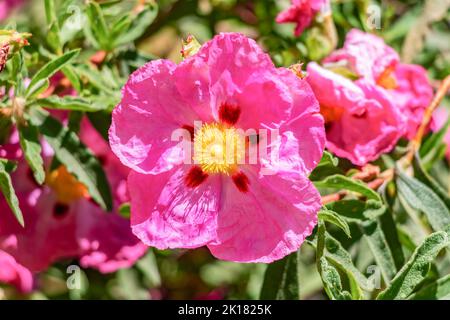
<box><xmin>324</xmin><ymin>29</ymin><xmax>433</xmax><ymax>139</ymax></box>
<box><xmin>307</xmin><ymin>62</ymin><xmax>404</xmax><ymax>166</ymax></box>
<box><xmin>0</xmin><ymin>251</ymin><xmax>33</xmax><ymax>293</ymax></box>
<box><xmin>110</xmin><ymin>33</ymin><xmax>325</xmax><ymax>263</ymax></box>
<box><xmin>0</xmin><ymin>121</ymin><xmax>146</xmax><ymax>291</ymax></box>
<box><xmin>276</xmin><ymin>0</ymin><xmax>329</xmax><ymax>36</ymax></box>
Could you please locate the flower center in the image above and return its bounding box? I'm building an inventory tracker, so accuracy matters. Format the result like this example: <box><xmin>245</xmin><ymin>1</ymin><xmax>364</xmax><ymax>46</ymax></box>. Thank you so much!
<box><xmin>193</xmin><ymin>123</ymin><xmax>245</xmax><ymax>175</ymax></box>
<box><xmin>377</xmin><ymin>65</ymin><xmax>398</xmax><ymax>90</ymax></box>
<box><xmin>46</xmin><ymin>166</ymin><xmax>89</xmax><ymax>204</ymax></box>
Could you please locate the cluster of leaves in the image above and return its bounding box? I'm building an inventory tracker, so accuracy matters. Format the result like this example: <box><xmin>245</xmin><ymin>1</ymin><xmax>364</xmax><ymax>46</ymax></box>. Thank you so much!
<box><xmin>1</xmin><ymin>0</ymin><xmax>449</xmax><ymax>300</ymax></box>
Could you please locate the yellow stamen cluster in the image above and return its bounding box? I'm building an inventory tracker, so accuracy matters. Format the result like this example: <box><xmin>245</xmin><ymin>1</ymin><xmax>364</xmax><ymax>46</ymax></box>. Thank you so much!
<box><xmin>193</xmin><ymin>123</ymin><xmax>245</xmax><ymax>175</ymax></box>
<box><xmin>46</xmin><ymin>166</ymin><xmax>89</xmax><ymax>204</ymax></box>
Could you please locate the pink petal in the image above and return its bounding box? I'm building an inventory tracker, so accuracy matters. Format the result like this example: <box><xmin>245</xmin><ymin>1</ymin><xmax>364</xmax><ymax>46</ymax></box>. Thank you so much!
<box><xmin>208</xmin><ymin>167</ymin><xmax>320</xmax><ymax>263</ymax></box>
<box><xmin>109</xmin><ymin>60</ymin><xmax>198</xmax><ymax>174</ymax></box>
<box><xmin>128</xmin><ymin>167</ymin><xmax>221</xmax><ymax>250</ymax></box>
<box><xmin>324</xmin><ymin>29</ymin><xmax>400</xmax><ymax>82</ymax></box>
<box><xmin>75</xmin><ymin>201</ymin><xmax>147</xmax><ymax>273</ymax></box>
<box><xmin>0</xmin><ymin>250</ymin><xmax>33</xmax><ymax>292</ymax></box>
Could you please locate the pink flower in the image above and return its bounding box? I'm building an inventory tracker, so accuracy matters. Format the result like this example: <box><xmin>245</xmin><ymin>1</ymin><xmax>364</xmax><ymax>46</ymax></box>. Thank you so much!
<box><xmin>110</xmin><ymin>33</ymin><xmax>325</xmax><ymax>263</ymax></box>
<box><xmin>307</xmin><ymin>62</ymin><xmax>404</xmax><ymax>166</ymax></box>
<box><xmin>324</xmin><ymin>29</ymin><xmax>433</xmax><ymax>139</ymax></box>
<box><xmin>0</xmin><ymin>0</ymin><xmax>25</xmax><ymax>21</ymax></box>
<box><xmin>0</xmin><ymin>121</ymin><xmax>146</xmax><ymax>292</ymax></box>
<box><xmin>276</xmin><ymin>0</ymin><xmax>329</xmax><ymax>36</ymax></box>
<box><xmin>0</xmin><ymin>251</ymin><xmax>33</xmax><ymax>293</ymax></box>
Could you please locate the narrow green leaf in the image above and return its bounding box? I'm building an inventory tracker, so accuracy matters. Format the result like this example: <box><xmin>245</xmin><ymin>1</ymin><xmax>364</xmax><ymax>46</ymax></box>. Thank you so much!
<box><xmin>319</xmin><ymin>209</ymin><xmax>351</xmax><ymax>238</ymax></box>
<box><xmin>260</xmin><ymin>251</ymin><xmax>300</xmax><ymax>300</ymax></box>
<box><xmin>29</xmin><ymin>108</ymin><xmax>112</xmax><ymax>211</ymax></box>
<box><xmin>18</xmin><ymin>123</ymin><xmax>45</xmax><ymax>185</ymax></box>
<box><xmin>26</xmin><ymin>49</ymin><xmax>80</xmax><ymax>98</ymax></box>
<box><xmin>360</xmin><ymin>220</ymin><xmax>397</xmax><ymax>283</ymax></box>
<box><xmin>396</xmin><ymin>169</ymin><xmax>450</xmax><ymax>231</ymax></box>
<box><xmin>61</xmin><ymin>66</ymin><xmax>81</xmax><ymax>93</ymax></box>
<box><xmin>413</xmin><ymin>154</ymin><xmax>450</xmax><ymax>209</ymax></box>
<box><xmin>408</xmin><ymin>274</ymin><xmax>450</xmax><ymax>300</ymax></box>
<box><xmin>319</xmin><ymin>257</ymin><xmax>352</xmax><ymax>300</ymax></box>
<box><xmin>36</xmin><ymin>96</ymin><xmax>104</xmax><ymax>112</ymax></box>
<box><xmin>0</xmin><ymin>159</ymin><xmax>24</xmax><ymax>227</ymax></box>
<box><xmin>420</xmin><ymin>116</ymin><xmax>450</xmax><ymax>158</ymax></box>
<box><xmin>86</xmin><ymin>1</ymin><xmax>110</xmax><ymax>50</ymax></box>
<box><xmin>315</xmin><ymin>174</ymin><xmax>382</xmax><ymax>202</ymax></box>
<box><xmin>308</xmin><ymin>233</ymin><xmax>370</xmax><ymax>296</ymax></box>
<box><xmin>114</xmin><ymin>4</ymin><xmax>159</xmax><ymax>46</ymax></box>
<box><xmin>377</xmin><ymin>231</ymin><xmax>449</xmax><ymax>300</ymax></box>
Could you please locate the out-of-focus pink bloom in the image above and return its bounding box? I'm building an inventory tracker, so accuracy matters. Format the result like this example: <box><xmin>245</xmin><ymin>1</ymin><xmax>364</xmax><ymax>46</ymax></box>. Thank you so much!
<box><xmin>323</xmin><ymin>29</ymin><xmax>433</xmax><ymax>139</ymax></box>
<box><xmin>307</xmin><ymin>62</ymin><xmax>404</xmax><ymax>166</ymax></box>
<box><xmin>0</xmin><ymin>121</ymin><xmax>146</xmax><ymax>292</ymax></box>
<box><xmin>110</xmin><ymin>33</ymin><xmax>325</xmax><ymax>263</ymax></box>
<box><xmin>276</xmin><ymin>0</ymin><xmax>329</xmax><ymax>36</ymax></box>
<box><xmin>0</xmin><ymin>0</ymin><xmax>25</xmax><ymax>21</ymax></box>
<box><xmin>0</xmin><ymin>251</ymin><xmax>33</xmax><ymax>293</ymax></box>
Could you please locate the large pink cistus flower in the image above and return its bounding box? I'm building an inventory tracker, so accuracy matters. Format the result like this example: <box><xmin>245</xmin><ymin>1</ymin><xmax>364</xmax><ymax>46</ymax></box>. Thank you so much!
<box><xmin>0</xmin><ymin>122</ymin><xmax>146</xmax><ymax>292</ymax></box>
<box><xmin>110</xmin><ymin>33</ymin><xmax>325</xmax><ymax>263</ymax></box>
<box><xmin>276</xmin><ymin>0</ymin><xmax>329</xmax><ymax>36</ymax></box>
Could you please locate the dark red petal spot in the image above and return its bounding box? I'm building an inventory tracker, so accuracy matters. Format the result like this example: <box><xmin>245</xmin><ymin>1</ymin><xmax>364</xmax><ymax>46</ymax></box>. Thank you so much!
<box><xmin>182</xmin><ymin>125</ymin><xmax>195</xmax><ymax>141</ymax></box>
<box><xmin>97</xmin><ymin>155</ymin><xmax>108</xmax><ymax>166</ymax></box>
<box><xmin>53</xmin><ymin>202</ymin><xmax>70</xmax><ymax>218</ymax></box>
<box><xmin>232</xmin><ymin>171</ymin><xmax>250</xmax><ymax>193</ymax></box>
<box><xmin>352</xmin><ymin>109</ymin><xmax>368</xmax><ymax>119</ymax></box>
<box><xmin>185</xmin><ymin>166</ymin><xmax>208</xmax><ymax>188</ymax></box>
<box><xmin>219</xmin><ymin>103</ymin><xmax>241</xmax><ymax>126</ymax></box>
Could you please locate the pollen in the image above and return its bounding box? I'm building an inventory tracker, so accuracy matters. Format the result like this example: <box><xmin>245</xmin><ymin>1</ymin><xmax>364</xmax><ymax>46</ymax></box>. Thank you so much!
<box><xmin>46</xmin><ymin>166</ymin><xmax>89</xmax><ymax>204</ymax></box>
<box><xmin>193</xmin><ymin>123</ymin><xmax>245</xmax><ymax>175</ymax></box>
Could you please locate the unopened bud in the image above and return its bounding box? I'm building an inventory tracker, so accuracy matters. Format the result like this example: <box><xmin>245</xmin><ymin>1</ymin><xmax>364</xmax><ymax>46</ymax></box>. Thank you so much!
<box><xmin>181</xmin><ymin>35</ymin><xmax>201</xmax><ymax>59</ymax></box>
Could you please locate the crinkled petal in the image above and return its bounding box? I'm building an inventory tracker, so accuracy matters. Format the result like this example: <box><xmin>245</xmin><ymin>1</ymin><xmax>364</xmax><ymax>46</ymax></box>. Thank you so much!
<box><xmin>128</xmin><ymin>167</ymin><xmax>221</xmax><ymax>250</ymax></box>
<box><xmin>390</xmin><ymin>63</ymin><xmax>433</xmax><ymax>139</ymax></box>
<box><xmin>324</xmin><ymin>29</ymin><xmax>399</xmax><ymax>82</ymax></box>
<box><xmin>109</xmin><ymin>60</ymin><xmax>199</xmax><ymax>174</ymax></box>
<box><xmin>208</xmin><ymin>167</ymin><xmax>320</xmax><ymax>263</ymax></box>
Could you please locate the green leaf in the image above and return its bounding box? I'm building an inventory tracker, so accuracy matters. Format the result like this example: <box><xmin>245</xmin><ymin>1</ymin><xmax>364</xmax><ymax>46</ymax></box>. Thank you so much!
<box><xmin>408</xmin><ymin>274</ymin><xmax>450</xmax><ymax>300</ymax></box>
<box><xmin>420</xmin><ymin>116</ymin><xmax>450</xmax><ymax>159</ymax></box>
<box><xmin>29</xmin><ymin>108</ymin><xmax>112</xmax><ymax>211</ymax></box>
<box><xmin>308</xmin><ymin>233</ymin><xmax>369</xmax><ymax>297</ymax></box>
<box><xmin>118</xmin><ymin>202</ymin><xmax>130</xmax><ymax>219</ymax></box>
<box><xmin>18</xmin><ymin>123</ymin><xmax>45</xmax><ymax>185</ymax></box>
<box><xmin>319</xmin><ymin>209</ymin><xmax>351</xmax><ymax>238</ymax></box>
<box><xmin>326</xmin><ymin>199</ymin><xmax>386</xmax><ymax>223</ymax></box>
<box><xmin>114</xmin><ymin>4</ymin><xmax>159</xmax><ymax>47</ymax></box>
<box><xmin>377</xmin><ymin>231</ymin><xmax>449</xmax><ymax>300</ymax></box>
<box><xmin>360</xmin><ymin>219</ymin><xmax>397</xmax><ymax>283</ymax></box>
<box><xmin>396</xmin><ymin>168</ymin><xmax>450</xmax><ymax>231</ymax></box>
<box><xmin>36</xmin><ymin>96</ymin><xmax>105</xmax><ymax>112</ymax></box>
<box><xmin>86</xmin><ymin>1</ymin><xmax>110</xmax><ymax>50</ymax></box>
<box><xmin>315</xmin><ymin>174</ymin><xmax>382</xmax><ymax>202</ymax></box>
<box><xmin>413</xmin><ymin>154</ymin><xmax>450</xmax><ymax>209</ymax></box>
<box><xmin>26</xmin><ymin>49</ymin><xmax>80</xmax><ymax>98</ymax></box>
<box><xmin>319</xmin><ymin>257</ymin><xmax>352</xmax><ymax>300</ymax></box>
<box><xmin>0</xmin><ymin>159</ymin><xmax>24</xmax><ymax>227</ymax></box>
<box><xmin>317</xmin><ymin>151</ymin><xmax>339</xmax><ymax>168</ymax></box>
<box><xmin>260</xmin><ymin>251</ymin><xmax>300</xmax><ymax>300</ymax></box>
